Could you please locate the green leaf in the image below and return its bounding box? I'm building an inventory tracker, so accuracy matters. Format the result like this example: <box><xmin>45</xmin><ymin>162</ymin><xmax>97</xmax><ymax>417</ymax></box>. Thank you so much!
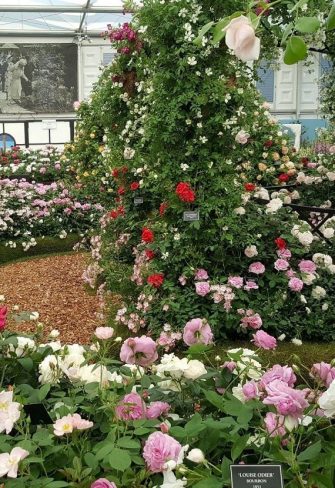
<box><xmin>45</xmin><ymin>482</ymin><xmax>70</xmax><ymax>487</ymax></box>
<box><xmin>38</xmin><ymin>383</ymin><xmax>50</xmax><ymax>401</ymax></box>
<box><xmin>194</xmin><ymin>21</ymin><xmax>214</xmax><ymax>46</ymax></box>
<box><xmin>289</xmin><ymin>0</ymin><xmax>308</xmax><ymax>13</ymax></box>
<box><xmin>141</xmin><ymin>375</ymin><xmax>152</xmax><ymax>389</ymax></box>
<box><xmin>96</xmin><ymin>443</ymin><xmax>114</xmax><ymax>461</ymax></box>
<box><xmin>284</xmin><ymin>36</ymin><xmax>307</xmax><ymax>65</ymax></box>
<box><xmin>185</xmin><ymin>413</ymin><xmax>206</xmax><ymax>436</ymax></box>
<box><xmin>326</xmin><ymin>5</ymin><xmax>335</xmax><ymax>30</ymax></box>
<box><xmin>193</xmin><ymin>477</ymin><xmax>223</xmax><ymax>488</ymax></box>
<box><xmin>221</xmin><ymin>457</ymin><xmax>232</xmax><ymax>483</ymax></box>
<box><xmin>18</xmin><ymin>357</ymin><xmax>34</xmax><ymax>371</ymax></box>
<box><xmin>281</xmin><ymin>22</ymin><xmax>294</xmax><ymax>45</ymax></box>
<box><xmin>295</xmin><ymin>17</ymin><xmax>320</xmax><ymax>34</ymax></box>
<box><xmin>117</xmin><ymin>437</ymin><xmax>140</xmax><ymax>449</ymax></box>
<box><xmin>84</xmin><ymin>452</ymin><xmax>98</xmax><ymax>469</ymax></box>
<box><xmin>212</xmin><ymin>18</ymin><xmax>230</xmax><ymax>44</ymax></box>
<box><xmin>109</xmin><ymin>448</ymin><xmax>132</xmax><ymax>471</ymax></box>
<box><xmin>297</xmin><ymin>440</ymin><xmax>322</xmax><ymax>462</ymax></box>
<box><xmin>203</xmin><ymin>390</ymin><xmax>225</xmax><ymax>411</ymax></box>
<box><xmin>231</xmin><ymin>434</ymin><xmax>249</xmax><ymax>461</ymax></box>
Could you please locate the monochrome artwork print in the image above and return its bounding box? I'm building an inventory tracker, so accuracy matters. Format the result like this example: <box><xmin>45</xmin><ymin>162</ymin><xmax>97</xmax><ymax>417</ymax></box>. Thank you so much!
<box><xmin>0</xmin><ymin>43</ymin><xmax>78</xmax><ymax>114</ymax></box>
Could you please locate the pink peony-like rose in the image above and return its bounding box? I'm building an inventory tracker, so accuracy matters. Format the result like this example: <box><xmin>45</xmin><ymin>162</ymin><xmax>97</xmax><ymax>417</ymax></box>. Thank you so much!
<box><xmin>277</xmin><ymin>248</ymin><xmax>292</xmax><ymax>260</ymax></box>
<box><xmin>228</xmin><ymin>276</ymin><xmax>244</xmax><ymax>288</ymax></box>
<box><xmin>95</xmin><ymin>326</ymin><xmax>114</xmax><ymax>340</ymax></box>
<box><xmin>224</xmin><ymin>15</ymin><xmax>260</xmax><ymax>62</ymax></box>
<box><xmin>242</xmin><ymin>380</ymin><xmax>259</xmax><ymax>400</ymax></box>
<box><xmin>195</xmin><ymin>268</ymin><xmax>209</xmax><ymax>280</ymax></box>
<box><xmin>178</xmin><ymin>275</ymin><xmax>187</xmax><ymax>286</ymax></box>
<box><xmin>183</xmin><ymin>318</ymin><xmax>214</xmax><ymax>346</ymax></box>
<box><xmin>248</xmin><ymin>262</ymin><xmax>265</xmax><ymax>275</ymax></box>
<box><xmin>310</xmin><ymin>362</ymin><xmax>335</xmax><ymax>387</ymax></box>
<box><xmin>143</xmin><ymin>432</ymin><xmax>182</xmax><ymax>473</ymax></box>
<box><xmin>252</xmin><ymin>330</ymin><xmax>277</xmax><ymax>350</ymax></box>
<box><xmin>146</xmin><ymin>402</ymin><xmax>171</xmax><ymax>420</ymax></box>
<box><xmin>195</xmin><ymin>281</ymin><xmax>211</xmax><ymax>297</ymax></box>
<box><xmin>91</xmin><ymin>479</ymin><xmax>117</xmax><ymax>488</ymax></box>
<box><xmin>298</xmin><ymin>260</ymin><xmax>317</xmax><ymax>274</ymax></box>
<box><xmin>288</xmin><ymin>277</ymin><xmax>304</xmax><ymax>292</ymax></box>
<box><xmin>274</xmin><ymin>259</ymin><xmax>289</xmax><ymax>272</ymax></box>
<box><xmin>240</xmin><ymin>313</ymin><xmax>262</xmax><ymax>330</ymax></box>
<box><xmin>264</xmin><ymin>412</ymin><xmax>286</xmax><ymax>437</ymax></box>
<box><xmin>244</xmin><ymin>280</ymin><xmax>259</xmax><ymax>291</ymax></box>
<box><xmin>235</xmin><ymin>130</ymin><xmax>250</xmax><ymax>144</ymax></box>
<box><xmin>222</xmin><ymin>360</ymin><xmax>237</xmax><ymax>372</ymax></box>
<box><xmin>263</xmin><ymin>380</ymin><xmax>308</xmax><ymax>418</ymax></box>
<box><xmin>120</xmin><ymin>336</ymin><xmax>158</xmax><ymax>367</ymax></box>
<box><xmin>115</xmin><ymin>393</ymin><xmax>146</xmax><ymax>421</ymax></box>
<box><xmin>260</xmin><ymin>365</ymin><xmax>296</xmax><ymax>388</ymax></box>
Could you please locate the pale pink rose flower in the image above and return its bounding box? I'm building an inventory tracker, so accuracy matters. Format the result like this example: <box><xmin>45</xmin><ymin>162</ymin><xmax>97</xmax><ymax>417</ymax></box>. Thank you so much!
<box><xmin>310</xmin><ymin>362</ymin><xmax>335</xmax><ymax>387</ymax></box>
<box><xmin>263</xmin><ymin>380</ymin><xmax>308</xmax><ymax>418</ymax></box>
<box><xmin>146</xmin><ymin>401</ymin><xmax>170</xmax><ymax>419</ymax></box>
<box><xmin>277</xmin><ymin>248</ymin><xmax>292</xmax><ymax>260</ymax></box>
<box><xmin>248</xmin><ymin>262</ymin><xmax>265</xmax><ymax>274</ymax></box>
<box><xmin>252</xmin><ymin>330</ymin><xmax>277</xmax><ymax>350</ymax></box>
<box><xmin>242</xmin><ymin>380</ymin><xmax>259</xmax><ymax>400</ymax></box>
<box><xmin>235</xmin><ymin>129</ymin><xmax>250</xmax><ymax>144</ymax></box>
<box><xmin>178</xmin><ymin>275</ymin><xmax>187</xmax><ymax>286</ymax></box>
<box><xmin>195</xmin><ymin>281</ymin><xmax>211</xmax><ymax>297</ymax></box>
<box><xmin>53</xmin><ymin>415</ymin><xmax>74</xmax><ymax>436</ymax></box>
<box><xmin>240</xmin><ymin>313</ymin><xmax>262</xmax><ymax>329</ymax></box>
<box><xmin>288</xmin><ymin>277</ymin><xmax>304</xmax><ymax>292</ymax></box>
<box><xmin>195</xmin><ymin>268</ymin><xmax>209</xmax><ymax>280</ymax></box>
<box><xmin>244</xmin><ymin>280</ymin><xmax>259</xmax><ymax>291</ymax></box>
<box><xmin>222</xmin><ymin>360</ymin><xmax>237</xmax><ymax>372</ymax></box>
<box><xmin>298</xmin><ymin>260</ymin><xmax>317</xmax><ymax>274</ymax></box>
<box><xmin>260</xmin><ymin>365</ymin><xmax>296</xmax><ymax>388</ymax></box>
<box><xmin>264</xmin><ymin>412</ymin><xmax>286</xmax><ymax>437</ymax></box>
<box><xmin>286</xmin><ymin>269</ymin><xmax>296</xmax><ymax>278</ymax></box>
<box><xmin>228</xmin><ymin>276</ymin><xmax>244</xmax><ymax>288</ymax></box>
<box><xmin>95</xmin><ymin>326</ymin><xmax>114</xmax><ymax>340</ymax></box>
<box><xmin>244</xmin><ymin>245</ymin><xmax>258</xmax><ymax>258</ymax></box>
<box><xmin>274</xmin><ymin>259</ymin><xmax>289</xmax><ymax>271</ymax></box>
<box><xmin>143</xmin><ymin>432</ymin><xmax>182</xmax><ymax>473</ymax></box>
<box><xmin>73</xmin><ymin>101</ymin><xmax>81</xmax><ymax>110</ymax></box>
<box><xmin>91</xmin><ymin>479</ymin><xmax>117</xmax><ymax>488</ymax></box>
<box><xmin>224</xmin><ymin>15</ymin><xmax>261</xmax><ymax>62</ymax></box>
<box><xmin>120</xmin><ymin>336</ymin><xmax>158</xmax><ymax>367</ymax></box>
<box><xmin>115</xmin><ymin>392</ymin><xmax>146</xmax><ymax>421</ymax></box>
<box><xmin>71</xmin><ymin>413</ymin><xmax>93</xmax><ymax>430</ymax></box>
<box><xmin>0</xmin><ymin>447</ymin><xmax>29</xmax><ymax>478</ymax></box>
<box><xmin>183</xmin><ymin>318</ymin><xmax>214</xmax><ymax>346</ymax></box>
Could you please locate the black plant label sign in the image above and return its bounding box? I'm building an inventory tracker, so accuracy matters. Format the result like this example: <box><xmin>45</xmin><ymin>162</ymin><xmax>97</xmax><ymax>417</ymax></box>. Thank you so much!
<box><xmin>230</xmin><ymin>465</ymin><xmax>283</xmax><ymax>488</ymax></box>
<box><xmin>183</xmin><ymin>210</ymin><xmax>200</xmax><ymax>222</ymax></box>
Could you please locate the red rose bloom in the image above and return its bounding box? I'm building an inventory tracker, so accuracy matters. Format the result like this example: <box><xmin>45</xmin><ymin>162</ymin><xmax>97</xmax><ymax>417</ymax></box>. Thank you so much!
<box><xmin>275</xmin><ymin>237</ymin><xmax>287</xmax><ymax>250</ymax></box>
<box><xmin>110</xmin><ymin>210</ymin><xmax>119</xmax><ymax>219</ymax></box>
<box><xmin>130</xmin><ymin>182</ymin><xmax>140</xmax><ymax>191</ymax></box>
<box><xmin>244</xmin><ymin>183</ymin><xmax>256</xmax><ymax>192</ymax></box>
<box><xmin>159</xmin><ymin>202</ymin><xmax>168</xmax><ymax>216</ymax></box>
<box><xmin>118</xmin><ymin>186</ymin><xmax>125</xmax><ymax>195</ymax></box>
<box><xmin>142</xmin><ymin>227</ymin><xmax>154</xmax><ymax>243</ymax></box>
<box><xmin>147</xmin><ymin>273</ymin><xmax>164</xmax><ymax>288</ymax></box>
<box><xmin>176</xmin><ymin>182</ymin><xmax>195</xmax><ymax>203</ymax></box>
<box><xmin>278</xmin><ymin>173</ymin><xmax>289</xmax><ymax>182</ymax></box>
<box><xmin>0</xmin><ymin>306</ymin><xmax>8</xmax><ymax>331</ymax></box>
<box><xmin>301</xmin><ymin>157</ymin><xmax>309</xmax><ymax>165</ymax></box>
<box><xmin>112</xmin><ymin>168</ymin><xmax>119</xmax><ymax>178</ymax></box>
<box><xmin>264</xmin><ymin>140</ymin><xmax>273</xmax><ymax>148</ymax></box>
<box><xmin>121</xmin><ymin>166</ymin><xmax>128</xmax><ymax>174</ymax></box>
<box><xmin>145</xmin><ymin>249</ymin><xmax>155</xmax><ymax>260</ymax></box>
<box><xmin>117</xmin><ymin>205</ymin><xmax>125</xmax><ymax>215</ymax></box>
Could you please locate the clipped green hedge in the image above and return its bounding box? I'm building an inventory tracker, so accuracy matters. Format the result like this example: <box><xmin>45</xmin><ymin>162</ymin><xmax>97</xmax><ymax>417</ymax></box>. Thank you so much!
<box><xmin>0</xmin><ymin>234</ymin><xmax>81</xmax><ymax>265</ymax></box>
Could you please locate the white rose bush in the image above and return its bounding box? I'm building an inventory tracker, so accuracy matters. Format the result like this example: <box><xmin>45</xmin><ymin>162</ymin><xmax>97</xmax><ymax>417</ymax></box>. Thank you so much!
<box><xmin>1</xmin><ymin>309</ymin><xmax>335</xmax><ymax>487</ymax></box>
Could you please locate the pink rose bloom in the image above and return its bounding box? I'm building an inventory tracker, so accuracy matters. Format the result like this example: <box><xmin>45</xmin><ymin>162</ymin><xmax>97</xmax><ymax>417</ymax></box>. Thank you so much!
<box><xmin>71</xmin><ymin>413</ymin><xmax>93</xmax><ymax>430</ymax></box>
<box><xmin>274</xmin><ymin>259</ymin><xmax>289</xmax><ymax>271</ymax></box>
<box><xmin>310</xmin><ymin>362</ymin><xmax>335</xmax><ymax>387</ymax></box>
<box><xmin>39</xmin><ymin>167</ymin><xmax>46</xmax><ymax>174</ymax></box>
<box><xmin>222</xmin><ymin>360</ymin><xmax>236</xmax><ymax>372</ymax></box>
<box><xmin>115</xmin><ymin>393</ymin><xmax>146</xmax><ymax>421</ymax></box>
<box><xmin>244</xmin><ymin>280</ymin><xmax>259</xmax><ymax>291</ymax></box>
<box><xmin>120</xmin><ymin>336</ymin><xmax>158</xmax><ymax>367</ymax></box>
<box><xmin>263</xmin><ymin>380</ymin><xmax>308</xmax><ymax>418</ymax></box>
<box><xmin>240</xmin><ymin>313</ymin><xmax>262</xmax><ymax>330</ymax></box>
<box><xmin>55</xmin><ymin>163</ymin><xmax>61</xmax><ymax>170</ymax></box>
<box><xmin>260</xmin><ymin>365</ymin><xmax>296</xmax><ymax>388</ymax></box>
<box><xmin>298</xmin><ymin>260</ymin><xmax>317</xmax><ymax>274</ymax></box>
<box><xmin>143</xmin><ymin>432</ymin><xmax>182</xmax><ymax>473</ymax></box>
<box><xmin>277</xmin><ymin>248</ymin><xmax>292</xmax><ymax>260</ymax></box>
<box><xmin>242</xmin><ymin>380</ymin><xmax>259</xmax><ymax>400</ymax></box>
<box><xmin>252</xmin><ymin>330</ymin><xmax>277</xmax><ymax>350</ymax></box>
<box><xmin>73</xmin><ymin>101</ymin><xmax>81</xmax><ymax>111</ymax></box>
<box><xmin>95</xmin><ymin>326</ymin><xmax>114</xmax><ymax>340</ymax></box>
<box><xmin>248</xmin><ymin>262</ymin><xmax>265</xmax><ymax>275</ymax></box>
<box><xmin>286</xmin><ymin>269</ymin><xmax>296</xmax><ymax>278</ymax></box>
<box><xmin>178</xmin><ymin>275</ymin><xmax>187</xmax><ymax>286</ymax></box>
<box><xmin>264</xmin><ymin>412</ymin><xmax>286</xmax><ymax>437</ymax></box>
<box><xmin>228</xmin><ymin>276</ymin><xmax>244</xmax><ymax>288</ymax></box>
<box><xmin>235</xmin><ymin>129</ymin><xmax>250</xmax><ymax>144</ymax></box>
<box><xmin>91</xmin><ymin>479</ymin><xmax>117</xmax><ymax>488</ymax></box>
<box><xmin>146</xmin><ymin>401</ymin><xmax>170</xmax><ymax>419</ymax></box>
<box><xmin>224</xmin><ymin>15</ymin><xmax>260</xmax><ymax>62</ymax></box>
<box><xmin>195</xmin><ymin>281</ymin><xmax>211</xmax><ymax>297</ymax></box>
<box><xmin>183</xmin><ymin>318</ymin><xmax>214</xmax><ymax>346</ymax></box>
<box><xmin>195</xmin><ymin>269</ymin><xmax>209</xmax><ymax>280</ymax></box>
<box><xmin>288</xmin><ymin>277</ymin><xmax>304</xmax><ymax>292</ymax></box>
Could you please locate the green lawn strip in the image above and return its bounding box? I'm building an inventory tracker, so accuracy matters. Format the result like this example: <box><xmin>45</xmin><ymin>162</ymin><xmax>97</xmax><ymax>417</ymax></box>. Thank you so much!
<box><xmin>0</xmin><ymin>234</ymin><xmax>81</xmax><ymax>265</ymax></box>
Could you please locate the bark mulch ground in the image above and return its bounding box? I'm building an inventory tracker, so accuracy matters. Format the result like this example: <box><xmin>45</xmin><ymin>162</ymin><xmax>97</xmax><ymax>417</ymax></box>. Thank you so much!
<box><xmin>1</xmin><ymin>252</ymin><xmax>109</xmax><ymax>344</ymax></box>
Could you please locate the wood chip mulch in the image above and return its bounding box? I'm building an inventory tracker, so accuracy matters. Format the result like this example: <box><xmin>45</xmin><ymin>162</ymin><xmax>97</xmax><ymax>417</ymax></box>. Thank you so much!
<box><xmin>1</xmin><ymin>253</ymin><xmax>110</xmax><ymax>344</ymax></box>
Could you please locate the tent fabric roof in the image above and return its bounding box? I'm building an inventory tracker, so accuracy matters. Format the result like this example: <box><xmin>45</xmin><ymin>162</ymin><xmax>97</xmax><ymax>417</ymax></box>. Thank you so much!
<box><xmin>0</xmin><ymin>1</ymin><xmax>130</xmax><ymax>37</ymax></box>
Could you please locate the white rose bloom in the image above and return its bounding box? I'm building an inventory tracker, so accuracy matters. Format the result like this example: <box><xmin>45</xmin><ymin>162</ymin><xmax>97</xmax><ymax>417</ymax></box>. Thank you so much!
<box><xmin>0</xmin><ymin>391</ymin><xmax>21</xmax><ymax>434</ymax></box>
<box><xmin>49</xmin><ymin>329</ymin><xmax>60</xmax><ymax>339</ymax></box>
<box><xmin>313</xmin><ymin>253</ymin><xmax>332</xmax><ymax>267</ymax></box>
<box><xmin>228</xmin><ymin>348</ymin><xmax>263</xmax><ymax>379</ymax></box>
<box><xmin>9</xmin><ymin>337</ymin><xmax>36</xmax><ymax>357</ymax></box>
<box><xmin>265</xmin><ymin>198</ymin><xmax>283</xmax><ymax>214</ymax></box>
<box><xmin>244</xmin><ymin>245</ymin><xmax>258</xmax><ymax>258</ymax></box>
<box><xmin>278</xmin><ymin>333</ymin><xmax>286</xmax><ymax>341</ymax></box>
<box><xmin>322</xmin><ymin>227</ymin><xmax>334</xmax><ymax>239</ymax></box>
<box><xmin>311</xmin><ymin>286</ymin><xmax>327</xmax><ymax>300</ymax></box>
<box><xmin>183</xmin><ymin>360</ymin><xmax>207</xmax><ymax>380</ymax></box>
<box><xmin>123</xmin><ymin>364</ymin><xmax>145</xmax><ymax>378</ymax></box>
<box><xmin>291</xmin><ymin>338</ymin><xmax>302</xmax><ymax>346</ymax></box>
<box><xmin>186</xmin><ymin>448</ymin><xmax>205</xmax><ymax>464</ymax></box>
<box><xmin>39</xmin><ymin>341</ymin><xmax>62</xmax><ymax>352</ymax></box>
<box><xmin>66</xmin><ymin>364</ymin><xmax>113</xmax><ymax>387</ymax></box>
<box><xmin>326</xmin><ymin>171</ymin><xmax>335</xmax><ymax>181</ymax></box>
<box><xmin>302</xmin><ymin>273</ymin><xmax>316</xmax><ymax>285</ymax></box>
<box><xmin>327</xmin><ymin>264</ymin><xmax>335</xmax><ymax>274</ymax></box>
<box><xmin>158</xmin><ymin>471</ymin><xmax>187</xmax><ymax>488</ymax></box>
<box><xmin>232</xmin><ymin>384</ymin><xmax>246</xmax><ymax>403</ymax></box>
<box><xmin>234</xmin><ymin>207</ymin><xmax>246</xmax><ymax>215</ymax></box>
<box><xmin>319</xmin><ymin>380</ymin><xmax>335</xmax><ymax>417</ymax></box>
<box><xmin>38</xmin><ymin>355</ymin><xmax>63</xmax><ymax>384</ymax></box>
<box><xmin>124</xmin><ymin>147</ymin><xmax>135</xmax><ymax>160</ymax></box>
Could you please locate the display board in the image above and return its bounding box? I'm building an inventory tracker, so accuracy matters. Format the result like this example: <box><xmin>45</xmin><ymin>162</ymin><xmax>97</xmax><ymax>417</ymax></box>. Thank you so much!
<box><xmin>0</xmin><ymin>43</ymin><xmax>78</xmax><ymax>114</ymax></box>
